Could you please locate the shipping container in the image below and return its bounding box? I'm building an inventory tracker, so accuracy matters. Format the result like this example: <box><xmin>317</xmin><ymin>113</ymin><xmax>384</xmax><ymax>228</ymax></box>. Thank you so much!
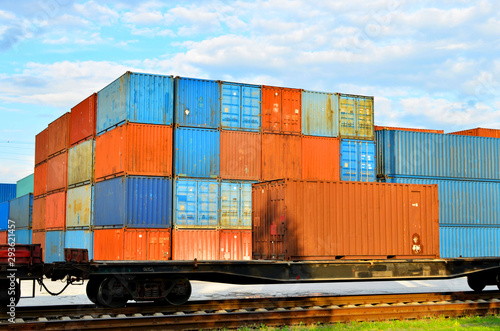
<box><xmin>0</xmin><ymin>201</ymin><xmax>9</xmax><ymax>230</ymax></box>
<box><xmin>16</xmin><ymin>173</ymin><xmax>34</xmax><ymax>197</ymax></box>
<box><xmin>32</xmin><ymin>197</ymin><xmax>46</xmax><ymax>231</ymax></box>
<box><xmin>65</xmin><ymin>229</ymin><xmax>94</xmax><ymax>260</ymax></box>
<box><xmin>172</xmin><ymin>229</ymin><xmax>219</xmax><ymax>260</ymax></box>
<box><xmin>147</xmin><ymin>228</ymin><xmax>171</xmax><ymax>261</ymax></box>
<box><xmin>219</xmin><ymin>229</ymin><xmax>252</xmax><ymax>260</ymax></box>
<box><xmin>301</xmin><ymin>136</ymin><xmax>340</xmax><ymax>181</ymax></box>
<box><xmin>9</xmin><ymin>194</ymin><xmax>33</xmax><ymax>229</ymax></box>
<box><xmin>174</xmin><ymin>127</ymin><xmax>219</xmax><ymax>178</ymax></box>
<box><xmin>261</xmin><ymin>133</ymin><xmax>301</xmax><ymax>181</ymax></box>
<box><xmin>34</xmin><ymin>162</ymin><xmax>47</xmax><ymax>197</ymax></box>
<box><xmin>66</xmin><ymin>184</ymin><xmax>93</xmax><ymax>228</ymax></box>
<box><xmin>338</xmin><ymin>94</ymin><xmax>374</xmax><ymax>140</ymax></box>
<box><xmin>47</xmin><ymin>151</ymin><xmax>68</xmax><ymax>193</ymax></box>
<box><xmin>15</xmin><ymin>229</ymin><xmax>31</xmax><ymax>245</ymax></box>
<box><xmin>94</xmin><ymin>228</ymin><xmax>123</xmax><ymax>260</ymax></box>
<box><xmin>262</xmin><ymin>86</ymin><xmax>301</xmax><ymax>134</ymax></box>
<box><xmin>340</xmin><ymin>139</ymin><xmax>376</xmax><ymax>182</ymax></box>
<box><xmin>0</xmin><ymin>183</ymin><xmax>16</xmax><ymax>204</ymax></box>
<box><xmin>46</xmin><ymin>191</ymin><xmax>66</xmax><ymax>230</ymax></box>
<box><xmin>252</xmin><ymin>179</ymin><xmax>440</xmax><ymax>260</ymax></box>
<box><xmin>376</xmin><ymin>130</ymin><xmax>500</xmax><ymax>180</ymax></box>
<box><xmin>220</xmin><ymin>181</ymin><xmax>252</xmax><ymax>229</ymax></box>
<box><xmin>174</xmin><ymin>178</ymin><xmax>219</xmax><ymax>228</ymax></box>
<box><xmin>68</xmin><ymin>139</ymin><xmax>94</xmax><ymax>187</ymax></box>
<box><xmin>440</xmin><ymin>226</ymin><xmax>500</xmax><ymax>258</ymax></box>
<box><xmin>32</xmin><ymin>231</ymin><xmax>46</xmax><ymax>261</ymax></box>
<box><xmin>0</xmin><ymin>231</ymin><xmax>6</xmax><ymax>244</ymax></box>
<box><xmin>220</xmin><ymin>82</ymin><xmax>261</xmax><ymax>131</ymax></box>
<box><xmin>97</xmin><ymin>72</ymin><xmax>174</xmax><ymax>133</ymax></box>
<box><xmin>175</xmin><ymin>77</ymin><xmax>220</xmax><ymax>128</ymax></box>
<box><xmin>45</xmin><ymin>230</ymin><xmax>65</xmax><ymax>263</ymax></box>
<box><xmin>220</xmin><ymin>131</ymin><xmax>261</xmax><ymax>180</ymax></box>
<box><xmin>374</xmin><ymin>126</ymin><xmax>444</xmax><ymax>134</ymax></box>
<box><xmin>301</xmin><ymin>90</ymin><xmax>338</xmax><ymax>137</ymax></box>
<box><xmin>70</xmin><ymin>93</ymin><xmax>97</xmax><ymax>146</ymax></box>
<box><xmin>94</xmin><ymin>176</ymin><xmax>172</xmax><ymax>228</ymax></box>
<box><xmin>35</xmin><ymin>128</ymin><xmax>49</xmax><ymax>165</ymax></box>
<box><xmin>95</xmin><ymin>123</ymin><xmax>172</xmax><ymax>181</ymax></box>
<box><xmin>48</xmin><ymin>112</ymin><xmax>71</xmax><ymax>157</ymax></box>
<box><xmin>449</xmin><ymin>127</ymin><xmax>500</xmax><ymax>138</ymax></box>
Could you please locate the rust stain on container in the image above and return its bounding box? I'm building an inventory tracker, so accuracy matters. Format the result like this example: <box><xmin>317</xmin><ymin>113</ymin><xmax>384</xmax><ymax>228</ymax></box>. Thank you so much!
<box><xmin>262</xmin><ymin>86</ymin><xmax>301</xmax><ymax>134</ymax></box>
<box><xmin>34</xmin><ymin>162</ymin><xmax>48</xmax><ymax>197</ymax></box>
<box><xmin>94</xmin><ymin>228</ymin><xmax>124</xmax><ymax>260</ymax></box>
<box><xmin>375</xmin><ymin>125</ymin><xmax>444</xmax><ymax>134</ymax></box>
<box><xmin>301</xmin><ymin>136</ymin><xmax>340</xmax><ymax>181</ymax></box>
<box><xmin>45</xmin><ymin>191</ymin><xmax>66</xmax><ymax>230</ymax></box>
<box><xmin>32</xmin><ymin>196</ymin><xmax>46</xmax><ymax>231</ymax></box>
<box><xmin>35</xmin><ymin>128</ymin><xmax>49</xmax><ymax>166</ymax></box>
<box><xmin>32</xmin><ymin>231</ymin><xmax>46</xmax><ymax>261</ymax></box>
<box><xmin>70</xmin><ymin>93</ymin><xmax>97</xmax><ymax>146</ymax></box>
<box><xmin>95</xmin><ymin>123</ymin><xmax>173</xmax><ymax>181</ymax></box>
<box><xmin>172</xmin><ymin>229</ymin><xmax>219</xmax><ymax>260</ymax></box>
<box><xmin>220</xmin><ymin>130</ymin><xmax>261</xmax><ymax>180</ymax></box>
<box><xmin>449</xmin><ymin>127</ymin><xmax>500</xmax><ymax>138</ymax></box>
<box><xmin>262</xmin><ymin>133</ymin><xmax>301</xmax><ymax>181</ymax></box>
<box><xmin>252</xmin><ymin>179</ymin><xmax>440</xmax><ymax>260</ymax></box>
<box><xmin>219</xmin><ymin>229</ymin><xmax>252</xmax><ymax>260</ymax></box>
<box><xmin>47</xmin><ymin>152</ymin><xmax>68</xmax><ymax>193</ymax></box>
<box><xmin>48</xmin><ymin>112</ymin><xmax>71</xmax><ymax>157</ymax></box>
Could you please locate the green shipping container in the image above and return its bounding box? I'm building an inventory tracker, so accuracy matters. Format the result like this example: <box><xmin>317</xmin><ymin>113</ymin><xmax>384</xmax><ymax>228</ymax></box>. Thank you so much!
<box><xmin>16</xmin><ymin>174</ymin><xmax>34</xmax><ymax>198</ymax></box>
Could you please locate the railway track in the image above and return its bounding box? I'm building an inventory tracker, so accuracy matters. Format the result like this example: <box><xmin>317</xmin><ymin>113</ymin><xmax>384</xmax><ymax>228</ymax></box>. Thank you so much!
<box><xmin>1</xmin><ymin>291</ymin><xmax>500</xmax><ymax>330</ymax></box>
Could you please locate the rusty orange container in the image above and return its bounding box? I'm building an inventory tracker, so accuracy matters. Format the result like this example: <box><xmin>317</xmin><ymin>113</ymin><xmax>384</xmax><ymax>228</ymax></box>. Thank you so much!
<box><xmin>262</xmin><ymin>133</ymin><xmax>301</xmax><ymax>181</ymax></box>
<box><xmin>172</xmin><ymin>229</ymin><xmax>219</xmax><ymax>260</ymax></box>
<box><xmin>47</xmin><ymin>152</ymin><xmax>68</xmax><ymax>193</ymax></box>
<box><xmin>252</xmin><ymin>179</ymin><xmax>440</xmax><ymax>260</ymax></box>
<box><xmin>94</xmin><ymin>228</ymin><xmax>124</xmax><ymax>260</ymax></box>
<box><xmin>301</xmin><ymin>136</ymin><xmax>340</xmax><ymax>181</ymax></box>
<box><xmin>32</xmin><ymin>231</ymin><xmax>46</xmax><ymax>261</ymax></box>
<box><xmin>449</xmin><ymin>127</ymin><xmax>500</xmax><ymax>138</ymax></box>
<box><xmin>32</xmin><ymin>196</ymin><xmax>46</xmax><ymax>231</ymax></box>
<box><xmin>48</xmin><ymin>112</ymin><xmax>71</xmax><ymax>157</ymax></box>
<box><xmin>35</xmin><ymin>128</ymin><xmax>49</xmax><ymax>166</ymax></box>
<box><xmin>124</xmin><ymin>229</ymin><xmax>148</xmax><ymax>260</ymax></box>
<box><xmin>220</xmin><ymin>130</ymin><xmax>261</xmax><ymax>180</ymax></box>
<box><xmin>34</xmin><ymin>162</ymin><xmax>48</xmax><ymax>197</ymax></box>
<box><xmin>70</xmin><ymin>93</ymin><xmax>97</xmax><ymax>146</ymax></box>
<box><xmin>147</xmin><ymin>229</ymin><xmax>172</xmax><ymax>261</ymax></box>
<box><xmin>219</xmin><ymin>229</ymin><xmax>252</xmax><ymax>260</ymax></box>
<box><xmin>95</xmin><ymin>123</ymin><xmax>173</xmax><ymax>181</ymax></box>
<box><xmin>374</xmin><ymin>125</ymin><xmax>444</xmax><ymax>134</ymax></box>
<box><xmin>0</xmin><ymin>231</ymin><xmax>6</xmax><ymax>244</ymax></box>
<box><xmin>262</xmin><ymin>86</ymin><xmax>301</xmax><ymax>134</ymax></box>
<box><xmin>45</xmin><ymin>191</ymin><xmax>66</xmax><ymax>230</ymax></box>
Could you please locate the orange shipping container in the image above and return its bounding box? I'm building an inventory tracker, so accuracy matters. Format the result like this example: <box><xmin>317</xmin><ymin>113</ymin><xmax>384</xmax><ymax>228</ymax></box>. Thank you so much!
<box><xmin>35</xmin><ymin>128</ymin><xmax>49</xmax><ymax>166</ymax></box>
<box><xmin>301</xmin><ymin>136</ymin><xmax>340</xmax><ymax>181</ymax></box>
<box><xmin>32</xmin><ymin>196</ymin><xmax>46</xmax><ymax>231</ymax></box>
<box><xmin>46</xmin><ymin>191</ymin><xmax>66</xmax><ymax>230</ymax></box>
<box><xmin>95</xmin><ymin>123</ymin><xmax>173</xmax><ymax>181</ymax></box>
<box><xmin>219</xmin><ymin>229</ymin><xmax>252</xmax><ymax>260</ymax></box>
<box><xmin>220</xmin><ymin>131</ymin><xmax>261</xmax><ymax>180</ymax></box>
<box><xmin>449</xmin><ymin>127</ymin><xmax>500</xmax><ymax>138</ymax></box>
<box><xmin>252</xmin><ymin>179</ymin><xmax>440</xmax><ymax>261</ymax></box>
<box><xmin>262</xmin><ymin>133</ymin><xmax>301</xmax><ymax>181</ymax></box>
<box><xmin>374</xmin><ymin>125</ymin><xmax>444</xmax><ymax>134</ymax></box>
<box><xmin>47</xmin><ymin>152</ymin><xmax>68</xmax><ymax>193</ymax></box>
<box><xmin>147</xmin><ymin>229</ymin><xmax>172</xmax><ymax>261</ymax></box>
<box><xmin>172</xmin><ymin>229</ymin><xmax>219</xmax><ymax>260</ymax></box>
<box><xmin>48</xmin><ymin>112</ymin><xmax>71</xmax><ymax>157</ymax></box>
<box><xmin>262</xmin><ymin>86</ymin><xmax>301</xmax><ymax>134</ymax></box>
<box><xmin>0</xmin><ymin>231</ymin><xmax>6</xmax><ymax>244</ymax></box>
<box><xmin>34</xmin><ymin>162</ymin><xmax>48</xmax><ymax>197</ymax></box>
<box><xmin>32</xmin><ymin>231</ymin><xmax>46</xmax><ymax>261</ymax></box>
<box><xmin>70</xmin><ymin>93</ymin><xmax>97</xmax><ymax>146</ymax></box>
<box><xmin>94</xmin><ymin>228</ymin><xmax>124</xmax><ymax>260</ymax></box>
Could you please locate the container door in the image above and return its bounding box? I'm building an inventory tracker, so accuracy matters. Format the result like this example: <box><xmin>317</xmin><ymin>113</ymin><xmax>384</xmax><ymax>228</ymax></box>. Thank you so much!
<box><xmin>409</xmin><ymin>190</ymin><xmax>424</xmax><ymax>256</ymax></box>
<box><xmin>339</xmin><ymin>95</ymin><xmax>356</xmax><ymax>138</ymax></box>
<box><xmin>241</xmin><ymin>184</ymin><xmax>252</xmax><ymax>228</ymax></box>
<box><xmin>220</xmin><ymin>183</ymin><xmax>239</xmax><ymax>228</ymax></box>
<box><xmin>341</xmin><ymin>140</ymin><xmax>358</xmax><ymax>181</ymax></box>
<box><xmin>241</xmin><ymin>85</ymin><xmax>261</xmax><ymax>131</ymax></box>
<box><xmin>175</xmin><ymin>179</ymin><xmax>197</xmax><ymax>227</ymax></box>
<box><xmin>262</xmin><ymin>86</ymin><xmax>282</xmax><ymax>132</ymax></box>
<box><xmin>197</xmin><ymin>181</ymin><xmax>219</xmax><ymax>227</ymax></box>
<box><xmin>358</xmin><ymin>141</ymin><xmax>376</xmax><ymax>182</ymax></box>
<box><xmin>357</xmin><ymin>96</ymin><xmax>374</xmax><ymax>139</ymax></box>
<box><xmin>221</xmin><ymin>83</ymin><xmax>241</xmax><ymax>129</ymax></box>
<box><xmin>282</xmin><ymin>88</ymin><xmax>301</xmax><ymax>134</ymax></box>
<box><xmin>269</xmin><ymin>184</ymin><xmax>286</xmax><ymax>260</ymax></box>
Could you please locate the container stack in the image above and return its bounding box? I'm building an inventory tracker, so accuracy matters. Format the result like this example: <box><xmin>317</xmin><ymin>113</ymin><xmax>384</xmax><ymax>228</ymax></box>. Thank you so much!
<box><xmin>32</xmin><ymin>128</ymin><xmax>49</xmax><ymax>256</ymax></box>
<box><xmin>0</xmin><ymin>183</ymin><xmax>16</xmax><ymax>244</ymax></box>
<box><xmin>12</xmin><ymin>174</ymin><xmax>34</xmax><ymax>244</ymax></box>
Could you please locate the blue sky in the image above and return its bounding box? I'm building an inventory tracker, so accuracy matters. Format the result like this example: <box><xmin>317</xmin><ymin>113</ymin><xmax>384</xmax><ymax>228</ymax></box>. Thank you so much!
<box><xmin>1</xmin><ymin>0</ymin><xmax>499</xmax><ymax>182</ymax></box>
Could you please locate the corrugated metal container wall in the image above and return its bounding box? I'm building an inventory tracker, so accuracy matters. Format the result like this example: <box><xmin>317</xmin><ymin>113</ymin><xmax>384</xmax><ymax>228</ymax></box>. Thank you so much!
<box><xmin>174</xmin><ymin>127</ymin><xmax>220</xmax><ymax>178</ymax></box>
<box><xmin>32</xmin><ymin>197</ymin><xmax>46</xmax><ymax>231</ymax></box>
<box><xmin>34</xmin><ymin>163</ymin><xmax>47</xmax><ymax>197</ymax></box>
<box><xmin>0</xmin><ymin>184</ymin><xmax>16</xmax><ymax>204</ymax></box>
<box><xmin>449</xmin><ymin>128</ymin><xmax>500</xmax><ymax>138</ymax></box>
<box><xmin>35</xmin><ymin>128</ymin><xmax>49</xmax><ymax>165</ymax></box>
<box><xmin>382</xmin><ymin>177</ymin><xmax>500</xmax><ymax>226</ymax></box>
<box><xmin>66</xmin><ymin>184</ymin><xmax>93</xmax><ymax>228</ymax></box>
<box><xmin>172</xmin><ymin>229</ymin><xmax>219</xmax><ymax>260</ymax></box>
<box><xmin>262</xmin><ymin>86</ymin><xmax>301</xmax><ymax>134</ymax></box>
<box><xmin>340</xmin><ymin>139</ymin><xmax>376</xmax><ymax>182</ymax></box>
<box><xmin>9</xmin><ymin>194</ymin><xmax>33</xmax><ymax>229</ymax></box>
<box><xmin>338</xmin><ymin>94</ymin><xmax>374</xmax><ymax>140</ymax></box>
<box><xmin>97</xmin><ymin>72</ymin><xmax>174</xmax><ymax>133</ymax></box>
<box><xmin>174</xmin><ymin>178</ymin><xmax>219</xmax><ymax>228</ymax></box>
<box><xmin>440</xmin><ymin>226</ymin><xmax>500</xmax><ymax>258</ymax></box>
<box><xmin>95</xmin><ymin>124</ymin><xmax>173</xmax><ymax>181</ymax></box>
<box><xmin>261</xmin><ymin>133</ymin><xmax>301</xmax><ymax>181</ymax></box>
<box><xmin>65</xmin><ymin>229</ymin><xmax>94</xmax><ymax>260</ymax></box>
<box><xmin>175</xmin><ymin>77</ymin><xmax>220</xmax><ymax>128</ymax></box>
<box><xmin>94</xmin><ymin>176</ymin><xmax>172</xmax><ymax>228</ymax></box>
<box><xmin>16</xmin><ymin>174</ymin><xmax>34</xmax><ymax>197</ymax></box>
<box><xmin>48</xmin><ymin>112</ymin><xmax>71</xmax><ymax>157</ymax></box>
<box><xmin>70</xmin><ymin>93</ymin><xmax>97</xmax><ymax>146</ymax></box>
<box><xmin>0</xmin><ymin>202</ymin><xmax>9</xmax><ymax>230</ymax></box>
<box><xmin>47</xmin><ymin>152</ymin><xmax>68</xmax><ymax>193</ymax></box>
<box><xmin>220</xmin><ymin>131</ymin><xmax>261</xmax><ymax>180</ymax></box>
<box><xmin>252</xmin><ymin>180</ymin><xmax>440</xmax><ymax>260</ymax></box>
<box><xmin>45</xmin><ymin>230</ymin><xmax>65</xmax><ymax>263</ymax></box>
<box><xmin>68</xmin><ymin>139</ymin><xmax>94</xmax><ymax>187</ymax></box>
<box><xmin>220</xmin><ymin>82</ymin><xmax>261</xmax><ymax>131</ymax></box>
<box><xmin>15</xmin><ymin>229</ymin><xmax>31</xmax><ymax>245</ymax></box>
<box><xmin>94</xmin><ymin>228</ymin><xmax>124</xmax><ymax>260</ymax></box>
<box><xmin>147</xmin><ymin>229</ymin><xmax>171</xmax><ymax>261</ymax></box>
<box><xmin>219</xmin><ymin>229</ymin><xmax>252</xmax><ymax>260</ymax></box>
<box><xmin>301</xmin><ymin>136</ymin><xmax>340</xmax><ymax>181</ymax></box>
<box><xmin>32</xmin><ymin>231</ymin><xmax>46</xmax><ymax>261</ymax></box>
<box><xmin>301</xmin><ymin>90</ymin><xmax>338</xmax><ymax>137</ymax></box>
<box><xmin>124</xmin><ymin>229</ymin><xmax>148</xmax><ymax>260</ymax></box>
<box><xmin>45</xmin><ymin>192</ymin><xmax>66</xmax><ymax>230</ymax></box>
<box><xmin>376</xmin><ymin>130</ymin><xmax>500</xmax><ymax>180</ymax></box>
<box><xmin>220</xmin><ymin>181</ymin><xmax>252</xmax><ymax>229</ymax></box>
<box><xmin>375</xmin><ymin>126</ymin><xmax>444</xmax><ymax>134</ymax></box>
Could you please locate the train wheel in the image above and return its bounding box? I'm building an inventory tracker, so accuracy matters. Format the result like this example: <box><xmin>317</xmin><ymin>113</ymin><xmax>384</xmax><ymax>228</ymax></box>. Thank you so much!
<box><xmin>96</xmin><ymin>277</ymin><xmax>129</xmax><ymax>308</ymax></box>
<box><xmin>467</xmin><ymin>274</ymin><xmax>486</xmax><ymax>292</ymax></box>
<box><xmin>86</xmin><ymin>278</ymin><xmax>101</xmax><ymax>304</ymax></box>
<box><xmin>0</xmin><ymin>279</ymin><xmax>20</xmax><ymax>307</ymax></box>
<box><xmin>165</xmin><ymin>277</ymin><xmax>192</xmax><ymax>305</ymax></box>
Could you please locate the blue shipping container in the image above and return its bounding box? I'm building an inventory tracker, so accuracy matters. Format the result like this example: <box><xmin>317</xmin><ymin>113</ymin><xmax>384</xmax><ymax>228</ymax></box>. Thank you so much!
<box><xmin>9</xmin><ymin>194</ymin><xmax>33</xmax><ymax>229</ymax></box>
<box><xmin>340</xmin><ymin>139</ymin><xmax>376</xmax><ymax>182</ymax></box>
<box><xmin>174</xmin><ymin>178</ymin><xmax>219</xmax><ymax>228</ymax></box>
<box><xmin>221</xmin><ymin>82</ymin><xmax>261</xmax><ymax>131</ymax></box>
<box><xmin>65</xmin><ymin>229</ymin><xmax>94</xmax><ymax>260</ymax></box>
<box><xmin>45</xmin><ymin>230</ymin><xmax>65</xmax><ymax>263</ymax></box>
<box><xmin>220</xmin><ymin>181</ymin><xmax>252</xmax><ymax>229</ymax></box>
<box><xmin>440</xmin><ymin>225</ymin><xmax>500</xmax><ymax>258</ymax></box>
<box><xmin>94</xmin><ymin>176</ymin><xmax>172</xmax><ymax>228</ymax></box>
<box><xmin>175</xmin><ymin>77</ymin><xmax>220</xmax><ymax>128</ymax></box>
<box><xmin>376</xmin><ymin>130</ymin><xmax>500</xmax><ymax>180</ymax></box>
<box><xmin>15</xmin><ymin>229</ymin><xmax>31</xmax><ymax>244</ymax></box>
<box><xmin>97</xmin><ymin>72</ymin><xmax>174</xmax><ymax>134</ymax></box>
<box><xmin>175</xmin><ymin>127</ymin><xmax>220</xmax><ymax>178</ymax></box>
<box><xmin>0</xmin><ymin>201</ymin><xmax>8</xmax><ymax>230</ymax></box>
<box><xmin>301</xmin><ymin>90</ymin><xmax>338</xmax><ymax>137</ymax></box>
<box><xmin>0</xmin><ymin>183</ymin><xmax>16</xmax><ymax>204</ymax></box>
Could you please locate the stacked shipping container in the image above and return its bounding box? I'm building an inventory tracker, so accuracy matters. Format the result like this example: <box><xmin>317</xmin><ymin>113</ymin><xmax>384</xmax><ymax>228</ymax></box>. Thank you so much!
<box><xmin>0</xmin><ymin>184</ymin><xmax>16</xmax><ymax>244</ymax></box>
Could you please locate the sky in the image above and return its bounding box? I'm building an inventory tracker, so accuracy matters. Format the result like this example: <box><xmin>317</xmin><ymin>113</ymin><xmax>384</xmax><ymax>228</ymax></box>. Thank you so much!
<box><xmin>0</xmin><ymin>0</ymin><xmax>499</xmax><ymax>183</ymax></box>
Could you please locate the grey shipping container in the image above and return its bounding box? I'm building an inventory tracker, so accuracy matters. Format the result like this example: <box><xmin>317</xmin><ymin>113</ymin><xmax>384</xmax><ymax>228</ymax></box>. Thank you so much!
<box><xmin>9</xmin><ymin>194</ymin><xmax>33</xmax><ymax>229</ymax></box>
